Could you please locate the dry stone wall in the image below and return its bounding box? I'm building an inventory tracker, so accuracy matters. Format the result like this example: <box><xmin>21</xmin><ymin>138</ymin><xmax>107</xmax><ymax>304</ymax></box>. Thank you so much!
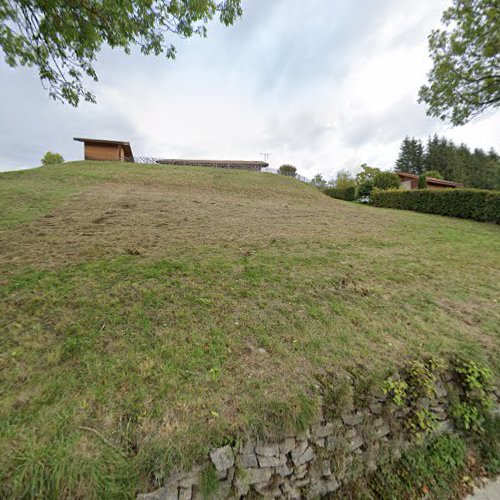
<box><xmin>138</xmin><ymin>371</ymin><xmax>499</xmax><ymax>500</ymax></box>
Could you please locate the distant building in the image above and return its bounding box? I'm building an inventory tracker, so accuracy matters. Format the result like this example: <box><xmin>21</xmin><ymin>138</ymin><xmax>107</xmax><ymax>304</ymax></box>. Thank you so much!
<box><xmin>73</xmin><ymin>137</ymin><xmax>268</xmax><ymax>170</ymax></box>
<box><xmin>396</xmin><ymin>171</ymin><xmax>463</xmax><ymax>190</ymax></box>
<box><xmin>73</xmin><ymin>137</ymin><xmax>133</xmax><ymax>161</ymax></box>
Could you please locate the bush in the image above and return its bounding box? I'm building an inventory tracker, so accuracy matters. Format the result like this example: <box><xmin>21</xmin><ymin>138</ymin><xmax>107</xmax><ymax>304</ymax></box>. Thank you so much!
<box><xmin>425</xmin><ymin>170</ymin><xmax>443</xmax><ymax>179</ymax></box>
<box><xmin>323</xmin><ymin>186</ymin><xmax>356</xmax><ymax>201</ymax></box>
<box><xmin>41</xmin><ymin>152</ymin><xmax>64</xmax><ymax>165</ymax></box>
<box><xmin>418</xmin><ymin>174</ymin><xmax>427</xmax><ymax>189</ymax></box>
<box><xmin>356</xmin><ymin>179</ymin><xmax>374</xmax><ymax>199</ymax></box>
<box><xmin>373</xmin><ymin>172</ymin><xmax>400</xmax><ymax>190</ymax></box>
<box><xmin>372</xmin><ymin>188</ymin><xmax>500</xmax><ymax>223</ymax></box>
<box><xmin>278</xmin><ymin>164</ymin><xmax>297</xmax><ymax>177</ymax></box>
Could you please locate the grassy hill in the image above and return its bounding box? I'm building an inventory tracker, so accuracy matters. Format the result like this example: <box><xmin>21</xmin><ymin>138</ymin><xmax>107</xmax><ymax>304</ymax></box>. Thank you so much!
<box><xmin>1</xmin><ymin>161</ymin><xmax>499</xmax><ymax>498</ymax></box>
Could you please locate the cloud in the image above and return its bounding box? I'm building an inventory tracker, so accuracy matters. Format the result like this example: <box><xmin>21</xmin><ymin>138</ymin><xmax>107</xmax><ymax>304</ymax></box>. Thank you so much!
<box><xmin>0</xmin><ymin>0</ymin><xmax>499</xmax><ymax>177</ymax></box>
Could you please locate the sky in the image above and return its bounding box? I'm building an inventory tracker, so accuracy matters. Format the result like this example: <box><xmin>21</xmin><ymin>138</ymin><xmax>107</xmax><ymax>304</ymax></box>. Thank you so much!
<box><xmin>0</xmin><ymin>0</ymin><xmax>499</xmax><ymax>178</ymax></box>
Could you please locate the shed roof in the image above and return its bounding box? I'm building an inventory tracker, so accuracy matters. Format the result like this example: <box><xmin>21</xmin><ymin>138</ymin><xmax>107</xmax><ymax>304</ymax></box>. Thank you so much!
<box><xmin>73</xmin><ymin>137</ymin><xmax>133</xmax><ymax>158</ymax></box>
<box><xmin>395</xmin><ymin>171</ymin><xmax>463</xmax><ymax>188</ymax></box>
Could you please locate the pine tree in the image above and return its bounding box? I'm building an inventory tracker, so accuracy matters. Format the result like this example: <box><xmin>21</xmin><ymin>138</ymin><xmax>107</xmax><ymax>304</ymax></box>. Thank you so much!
<box><xmin>397</xmin><ymin>134</ymin><xmax>500</xmax><ymax>189</ymax></box>
<box><xmin>395</xmin><ymin>137</ymin><xmax>425</xmax><ymax>174</ymax></box>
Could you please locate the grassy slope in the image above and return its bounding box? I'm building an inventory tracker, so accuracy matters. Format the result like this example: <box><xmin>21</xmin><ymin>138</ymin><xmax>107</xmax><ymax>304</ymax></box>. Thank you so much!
<box><xmin>1</xmin><ymin>161</ymin><xmax>499</xmax><ymax>498</ymax></box>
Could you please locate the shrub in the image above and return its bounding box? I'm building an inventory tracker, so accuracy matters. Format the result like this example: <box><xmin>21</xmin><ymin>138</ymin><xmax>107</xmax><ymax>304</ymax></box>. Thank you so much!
<box><xmin>278</xmin><ymin>164</ymin><xmax>297</xmax><ymax>177</ymax></box>
<box><xmin>356</xmin><ymin>179</ymin><xmax>374</xmax><ymax>199</ymax></box>
<box><xmin>323</xmin><ymin>186</ymin><xmax>356</xmax><ymax>201</ymax></box>
<box><xmin>425</xmin><ymin>170</ymin><xmax>443</xmax><ymax>179</ymax></box>
<box><xmin>373</xmin><ymin>172</ymin><xmax>400</xmax><ymax>190</ymax></box>
<box><xmin>418</xmin><ymin>174</ymin><xmax>427</xmax><ymax>189</ymax></box>
<box><xmin>372</xmin><ymin>188</ymin><xmax>500</xmax><ymax>223</ymax></box>
<box><xmin>41</xmin><ymin>152</ymin><xmax>64</xmax><ymax>165</ymax></box>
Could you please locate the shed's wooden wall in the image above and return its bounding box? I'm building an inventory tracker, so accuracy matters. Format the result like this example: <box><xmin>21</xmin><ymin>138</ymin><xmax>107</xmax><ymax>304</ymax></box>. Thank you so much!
<box><xmin>84</xmin><ymin>143</ymin><xmax>122</xmax><ymax>161</ymax></box>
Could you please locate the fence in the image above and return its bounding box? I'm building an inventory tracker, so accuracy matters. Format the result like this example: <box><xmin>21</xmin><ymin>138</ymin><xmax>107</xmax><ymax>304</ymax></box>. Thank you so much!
<box><xmin>125</xmin><ymin>156</ymin><xmax>310</xmax><ymax>184</ymax></box>
<box><xmin>261</xmin><ymin>166</ymin><xmax>310</xmax><ymax>183</ymax></box>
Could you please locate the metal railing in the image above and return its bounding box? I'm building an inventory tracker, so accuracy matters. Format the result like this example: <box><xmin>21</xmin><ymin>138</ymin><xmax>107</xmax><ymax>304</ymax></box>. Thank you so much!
<box><xmin>124</xmin><ymin>156</ymin><xmax>310</xmax><ymax>183</ymax></box>
<box><xmin>261</xmin><ymin>167</ymin><xmax>310</xmax><ymax>184</ymax></box>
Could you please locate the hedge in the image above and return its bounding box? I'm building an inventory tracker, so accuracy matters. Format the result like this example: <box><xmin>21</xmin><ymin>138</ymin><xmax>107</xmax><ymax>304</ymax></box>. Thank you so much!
<box><xmin>323</xmin><ymin>186</ymin><xmax>356</xmax><ymax>201</ymax></box>
<box><xmin>372</xmin><ymin>188</ymin><xmax>500</xmax><ymax>223</ymax></box>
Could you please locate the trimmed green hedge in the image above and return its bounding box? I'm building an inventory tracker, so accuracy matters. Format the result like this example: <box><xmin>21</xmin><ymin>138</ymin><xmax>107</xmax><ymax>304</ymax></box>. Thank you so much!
<box><xmin>323</xmin><ymin>186</ymin><xmax>356</xmax><ymax>201</ymax></box>
<box><xmin>372</xmin><ymin>188</ymin><xmax>500</xmax><ymax>223</ymax></box>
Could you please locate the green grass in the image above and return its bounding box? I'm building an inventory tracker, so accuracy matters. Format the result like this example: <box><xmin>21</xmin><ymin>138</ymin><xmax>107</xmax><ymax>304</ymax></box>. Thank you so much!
<box><xmin>0</xmin><ymin>161</ymin><xmax>499</xmax><ymax>498</ymax></box>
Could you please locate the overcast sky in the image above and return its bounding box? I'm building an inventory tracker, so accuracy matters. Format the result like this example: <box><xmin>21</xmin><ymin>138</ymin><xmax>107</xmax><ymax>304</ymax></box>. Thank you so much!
<box><xmin>1</xmin><ymin>0</ymin><xmax>499</xmax><ymax>178</ymax></box>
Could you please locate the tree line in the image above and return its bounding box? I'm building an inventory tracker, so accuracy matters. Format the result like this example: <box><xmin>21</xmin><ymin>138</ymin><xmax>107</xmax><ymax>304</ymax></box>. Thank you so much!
<box><xmin>395</xmin><ymin>135</ymin><xmax>500</xmax><ymax>190</ymax></box>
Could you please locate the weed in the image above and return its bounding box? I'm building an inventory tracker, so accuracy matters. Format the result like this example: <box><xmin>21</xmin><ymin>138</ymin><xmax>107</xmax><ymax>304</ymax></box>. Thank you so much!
<box><xmin>200</xmin><ymin>463</ymin><xmax>219</xmax><ymax>499</ymax></box>
<box><xmin>383</xmin><ymin>377</ymin><xmax>408</xmax><ymax>406</ymax></box>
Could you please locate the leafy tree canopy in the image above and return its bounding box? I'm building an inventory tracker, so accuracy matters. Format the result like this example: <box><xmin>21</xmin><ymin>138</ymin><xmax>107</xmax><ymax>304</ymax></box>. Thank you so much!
<box><xmin>419</xmin><ymin>0</ymin><xmax>500</xmax><ymax>125</ymax></box>
<box><xmin>355</xmin><ymin>164</ymin><xmax>383</xmax><ymax>183</ymax></box>
<box><xmin>310</xmin><ymin>173</ymin><xmax>327</xmax><ymax>188</ymax></box>
<box><xmin>0</xmin><ymin>0</ymin><xmax>242</xmax><ymax>106</ymax></box>
<box><xmin>331</xmin><ymin>169</ymin><xmax>356</xmax><ymax>189</ymax></box>
<box><xmin>41</xmin><ymin>151</ymin><xmax>64</xmax><ymax>165</ymax></box>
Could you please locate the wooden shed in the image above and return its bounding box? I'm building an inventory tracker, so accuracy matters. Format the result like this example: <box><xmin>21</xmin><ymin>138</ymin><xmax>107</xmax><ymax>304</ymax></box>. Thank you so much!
<box><xmin>73</xmin><ymin>137</ymin><xmax>133</xmax><ymax>162</ymax></box>
<box><xmin>396</xmin><ymin>171</ymin><xmax>463</xmax><ymax>190</ymax></box>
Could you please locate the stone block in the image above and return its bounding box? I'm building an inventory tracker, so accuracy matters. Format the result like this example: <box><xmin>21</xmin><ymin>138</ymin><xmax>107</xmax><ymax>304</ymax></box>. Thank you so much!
<box><xmin>291</xmin><ymin>444</ymin><xmax>315</xmax><ymax>466</ymax></box>
<box><xmin>290</xmin><ymin>440</ymin><xmax>308</xmax><ymax>460</ymax></box>
<box><xmin>218</xmin><ymin>479</ymin><xmax>233</xmax><ymax>499</ymax></box>
<box><xmin>416</xmin><ymin>397</ymin><xmax>430</xmax><ymax>409</ymax></box>
<box><xmin>276</xmin><ymin>464</ymin><xmax>293</xmax><ymax>477</ymax></box>
<box><xmin>239</xmin><ymin>440</ymin><xmax>255</xmax><ymax>455</ymax></box>
<box><xmin>342</xmin><ymin>411</ymin><xmax>363</xmax><ymax>426</ymax></box>
<box><xmin>326</xmin><ymin>435</ymin><xmax>337</xmax><ymax>451</ymax></box>
<box><xmin>312</xmin><ymin>422</ymin><xmax>335</xmax><ymax>438</ymax></box>
<box><xmin>314</xmin><ymin>437</ymin><xmax>325</xmax><ymax>448</ymax></box>
<box><xmin>281</xmin><ymin>482</ymin><xmax>301</xmax><ymax>499</ymax></box>
<box><xmin>348</xmin><ymin>435</ymin><xmax>364</xmax><ymax>452</ymax></box>
<box><xmin>257</xmin><ymin>454</ymin><xmax>285</xmax><ymax>468</ymax></box>
<box><xmin>177</xmin><ymin>467</ymin><xmax>202</xmax><ymax>488</ymax></box>
<box><xmin>321</xmin><ymin>460</ymin><xmax>332</xmax><ymax>477</ymax></box>
<box><xmin>236</xmin><ymin>453</ymin><xmax>258</xmax><ymax>468</ymax></box>
<box><xmin>293</xmin><ymin>477</ymin><xmax>310</xmax><ymax>488</ymax></box>
<box><xmin>435</xmin><ymin>420</ymin><xmax>453</xmax><ymax>434</ymax></box>
<box><xmin>137</xmin><ymin>486</ymin><xmax>178</xmax><ymax>500</ymax></box>
<box><xmin>325</xmin><ymin>477</ymin><xmax>340</xmax><ymax>492</ymax></box>
<box><xmin>253</xmin><ymin>481</ymin><xmax>273</xmax><ymax>496</ymax></box>
<box><xmin>292</xmin><ymin>464</ymin><xmax>308</xmax><ymax>479</ymax></box>
<box><xmin>255</xmin><ymin>443</ymin><xmax>280</xmax><ymax>457</ymax></box>
<box><xmin>374</xmin><ymin>424</ymin><xmax>390</xmax><ymax>439</ymax></box>
<box><xmin>346</xmin><ymin>429</ymin><xmax>357</xmax><ymax>439</ymax></box>
<box><xmin>238</xmin><ymin>466</ymin><xmax>273</xmax><ymax>485</ymax></box>
<box><xmin>279</xmin><ymin>437</ymin><xmax>296</xmax><ymax>455</ymax></box>
<box><xmin>210</xmin><ymin>445</ymin><xmax>234</xmax><ymax>473</ymax></box>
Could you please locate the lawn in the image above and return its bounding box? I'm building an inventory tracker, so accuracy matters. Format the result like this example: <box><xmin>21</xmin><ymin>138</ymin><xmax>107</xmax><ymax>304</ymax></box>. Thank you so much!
<box><xmin>1</xmin><ymin>161</ymin><xmax>499</xmax><ymax>498</ymax></box>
